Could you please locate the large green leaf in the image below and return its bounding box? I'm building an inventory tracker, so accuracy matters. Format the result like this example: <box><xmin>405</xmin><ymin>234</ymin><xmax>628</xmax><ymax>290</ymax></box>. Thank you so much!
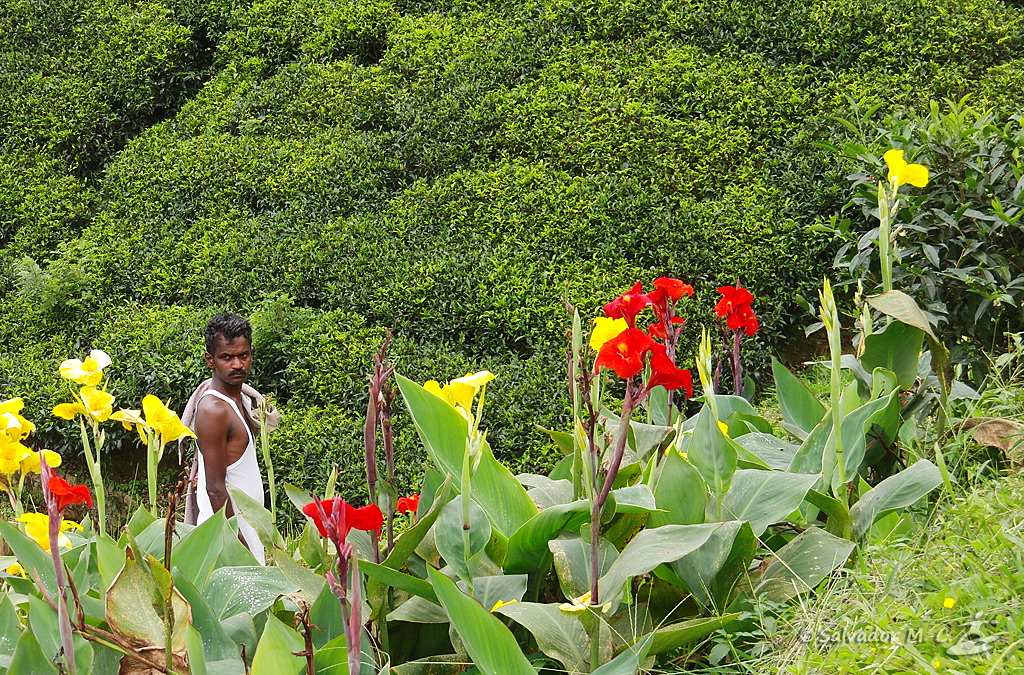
<box><xmin>309</xmin><ymin>581</ymin><xmax>348</xmax><ymax>650</ymax></box>
<box><xmin>503</xmin><ymin>499</ymin><xmax>590</xmax><ymax>574</ymax></box>
<box><xmin>202</xmin><ymin>566</ymin><xmax>298</xmax><ymax>620</ymax></box>
<box><xmin>397</xmin><ymin>375</ymin><xmax>537</xmax><ymax>538</ymax></box>
<box><xmin>804</xmin><ymin>489</ymin><xmax>851</xmax><ymax>539</ymax></box>
<box><xmin>496</xmin><ymin>602</ymin><xmax>588</xmax><ymax>673</ymax></box>
<box><xmin>518</xmin><ymin>475</ymin><xmax>573</xmax><ymax>509</ymax></box>
<box><xmin>755</xmin><ymin>527</ymin><xmax>855</xmax><ymax>602</ymax></box>
<box><xmin>7</xmin><ymin>630</ymin><xmax>58</xmax><ymax>675</ymax></box>
<box><xmin>671</xmin><ymin>521</ymin><xmax>756</xmax><ymax>611</ymax></box>
<box><xmin>599</xmin><ymin>524</ymin><xmax>719</xmax><ymax>602</ymax></box>
<box><xmin>771</xmin><ymin>358</ymin><xmax>825</xmax><ymax>439</ymax></box>
<box><xmin>172</xmin><ymin>569</ymin><xmax>244</xmax><ymax>666</ymax></box>
<box><xmin>435</xmin><ymin>496</ymin><xmax>491</xmax><ymax>584</ymax></box>
<box><xmin>382</xmin><ymin>475</ymin><xmax>454</xmax><ymax>570</ymax></box>
<box><xmin>271</xmin><ymin>549</ymin><xmax>326</xmax><ymax>604</ymax></box>
<box><xmin>0</xmin><ymin>594</ymin><xmax>21</xmax><ymax>660</ymax></box>
<box><xmin>172</xmin><ymin>511</ymin><xmax>227</xmax><ymax>590</ymax></box>
<box><xmin>686</xmin><ymin>406</ymin><xmax>737</xmax><ymax>498</ymax></box>
<box><xmin>787</xmin><ymin>415</ymin><xmax>833</xmax><ymax>475</ymax></box>
<box><xmin>647</xmin><ymin>614</ymin><xmax>742</xmax><ymax>656</ymax></box>
<box><xmin>0</xmin><ymin>520</ymin><xmax>57</xmax><ymax>598</ymax></box>
<box><xmin>860</xmin><ymin>322</ymin><xmax>925</xmax><ymax>390</ymax></box>
<box><xmin>850</xmin><ymin>460</ymin><xmax>942</xmax><ymax>539</ymax></box>
<box><xmin>590</xmin><ymin>633</ymin><xmax>653</xmax><ymax>675</ymax></box>
<box><xmin>866</xmin><ymin>290</ymin><xmax>952</xmax><ymax>394</ymax></box>
<box><xmin>228</xmin><ymin>484</ymin><xmax>286</xmax><ymax>551</ymax></box>
<box><xmin>361</xmin><ymin>561</ymin><xmax>439</xmax><ymax>604</ymax></box>
<box><xmin>735</xmin><ymin>433</ymin><xmax>799</xmax><ymax>471</ymax></box>
<box><xmin>549</xmin><ymin>533</ymin><xmax>619</xmax><ymax>600</ymax></box>
<box><xmin>426</xmin><ymin>567</ymin><xmax>536</xmax><ymax>675</ymax></box>
<box><xmin>649</xmin><ymin>448</ymin><xmax>707</xmax><ymax>527</ymax></box>
<box><xmin>185</xmin><ymin>625</ymin><xmax>208</xmax><ymax>675</ymax></box>
<box><xmin>94</xmin><ymin>533</ymin><xmax>127</xmax><ymax>593</ymax></box>
<box><xmin>828</xmin><ymin>389</ymin><xmax>901</xmax><ymax>491</ymax></box>
<box><xmin>28</xmin><ymin>594</ymin><xmax>94</xmax><ymax>674</ymax></box>
<box><xmin>250</xmin><ymin>614</ymin><xmax>305</xmax><ymax>675</ymax></box>
<box><xmin>718</xmin><ymin>470</ymin><xmax>820</xmax><ymax>535</ymax></box>
<box><xmin>106</xmin><ymin>551</ymin><xmax>191</xmax><ymax>652</ymax></box>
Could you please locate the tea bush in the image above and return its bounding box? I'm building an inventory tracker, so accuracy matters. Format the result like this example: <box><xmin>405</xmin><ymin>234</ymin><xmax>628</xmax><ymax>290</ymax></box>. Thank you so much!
<box><xmin>3</xmin><ymin>0</ymin><xmax>1023</xmax><ymax>478</ymax></box>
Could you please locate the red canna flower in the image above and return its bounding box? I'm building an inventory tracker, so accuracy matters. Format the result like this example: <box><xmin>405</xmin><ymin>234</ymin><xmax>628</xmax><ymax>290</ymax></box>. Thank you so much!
<box><xmin>303</xmin><ymin>498</ymin><xmax>384</xmax><ymax>540</ymax></box>
<box><xmin>648</xmin><ymin>316</ymin><xmax>685</xmax><ymax>339</ymax></box>
<box><xmin>595</xmin><ymin>328</ymin><xmax>656</xmax><ymax>379</ymax></box>
<box><xmin>48</xmin><ymin>474</ymin><xmax>93</xmax><ymax>511</ymax></box>
<box><xmin>652</xmin><ymin>277</ymin><xmax>694</xmax><ymax>301</ymax></box>
<box><xmin>603</xmin><ymin>282</ymin><xmax>653</xmax><ymax>328</ymax></box>
<box><xmin>396</xmin><ymin>494</ymin><xmax>420</xmax><ymax>514</ymax></box>
<box><xmin>646</xmin><ymin>345</ymin><xmax>694</xmax><ymax>397</ymax></box>
<box><xmin>715</xmin><ymin>285</ymin><xmax>759</xmax><ymax>336</ymax></box>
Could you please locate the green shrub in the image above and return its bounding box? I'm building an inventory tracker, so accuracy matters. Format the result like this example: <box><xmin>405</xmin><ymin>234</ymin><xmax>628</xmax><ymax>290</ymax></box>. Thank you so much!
<box><xmin>824</xmin><ymin>99</ymin><xmax>1024</xmax><ymax>378</ymax></box>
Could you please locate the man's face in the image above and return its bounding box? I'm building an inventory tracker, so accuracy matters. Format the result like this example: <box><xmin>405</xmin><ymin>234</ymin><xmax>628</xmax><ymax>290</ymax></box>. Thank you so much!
<box><xmin>205</xmin><ymin>336</ymin><xmax>253</xmax><ymax>386</ymax></box>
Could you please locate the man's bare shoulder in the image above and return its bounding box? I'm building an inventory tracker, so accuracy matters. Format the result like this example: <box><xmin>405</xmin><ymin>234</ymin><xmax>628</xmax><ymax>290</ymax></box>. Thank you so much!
<box><xmin>195</xmin><ymin>396</ymin><xmax>233</xmax><ymax>424</ymax></box>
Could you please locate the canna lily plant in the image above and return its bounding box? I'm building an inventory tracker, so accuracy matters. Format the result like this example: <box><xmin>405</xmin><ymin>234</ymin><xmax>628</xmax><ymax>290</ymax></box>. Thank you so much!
<box><xmin>112</xmin><ymin>395</ymin><xmax>196</xmax><ymax>512</ymax></box>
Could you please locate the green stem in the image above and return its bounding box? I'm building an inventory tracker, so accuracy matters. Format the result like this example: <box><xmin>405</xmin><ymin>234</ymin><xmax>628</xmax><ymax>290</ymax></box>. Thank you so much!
<box><xmin>259</xmin><ymin>409</ymin><xmax>276</xmax><ymax>524</ymax></box>
<box><xmin>148</xmin><ymin>435</ymin><xmax>159</xmax><ymax>513</ymax></box>
<box><xmin>79</xmin><ymin>418</ymin><xmax>106</xmax><ymax>535</ymax></box>
<box><xmin>878</xmin><ymin>180</ymin><xmax>894</xmax><ymax>294</ymax></box>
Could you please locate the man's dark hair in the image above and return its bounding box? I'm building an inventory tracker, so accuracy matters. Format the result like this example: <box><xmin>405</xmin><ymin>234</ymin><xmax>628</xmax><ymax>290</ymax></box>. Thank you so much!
<box><xmin>205</xmin><ymin>313</ymin><xmax>252</xmax><ymax>354</ymax></box>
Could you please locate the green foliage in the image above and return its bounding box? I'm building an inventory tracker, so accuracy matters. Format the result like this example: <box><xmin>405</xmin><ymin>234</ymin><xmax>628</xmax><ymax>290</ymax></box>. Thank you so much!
<box><xmin>825</xmin><ymin>99</ymin><xmax>1024</xmax><ymax>375</ymax></box>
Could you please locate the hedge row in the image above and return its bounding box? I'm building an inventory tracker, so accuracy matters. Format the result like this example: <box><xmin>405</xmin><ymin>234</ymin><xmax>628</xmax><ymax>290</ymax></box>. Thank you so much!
<box><xmin>3</xmin><ymin>0</ymin><xmax>1024</xmax><ymax>493</ymax></box>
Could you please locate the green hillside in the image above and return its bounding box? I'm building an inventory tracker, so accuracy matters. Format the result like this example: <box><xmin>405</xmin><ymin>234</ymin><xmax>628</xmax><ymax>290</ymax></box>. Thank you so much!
<box><xmin>2</xmin><ymin>0</ymin><xmax>1023</xmax><ymax>499</ymax></box>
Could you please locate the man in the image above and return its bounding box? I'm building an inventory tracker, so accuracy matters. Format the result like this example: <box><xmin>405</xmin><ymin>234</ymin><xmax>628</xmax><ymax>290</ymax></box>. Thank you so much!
<box><xmin>192</xmin><ymin>312</ymin><xmax>266</xmax><ymax>564</ymax></box>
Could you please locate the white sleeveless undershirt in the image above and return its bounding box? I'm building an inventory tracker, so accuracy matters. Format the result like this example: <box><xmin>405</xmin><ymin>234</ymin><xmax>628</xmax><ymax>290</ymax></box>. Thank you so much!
<box><xmin>195</xmin><ymin>389</ymin><xmax>266</xmax><ymax>565</ymax></box>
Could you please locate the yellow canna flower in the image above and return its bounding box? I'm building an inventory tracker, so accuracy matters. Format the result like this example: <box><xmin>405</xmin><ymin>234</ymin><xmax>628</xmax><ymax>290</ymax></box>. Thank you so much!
<box><xmin>111</xmin><ymin>408</ymin><xmax>148</xmax><ymax>443</ymax></box>
<box><xmin>423</xmin><ymin>372</ymin><xmax>496</xmax><ymax>415</ymax></box>
<box><xmin>1</xmin><ymin>399</ymin><xmax>35</xmax><ymax>443</ymax></box>
<box><xmin>883</xmin><ymin>149</ymin><xmax>929</xmax><ymax>188</ymax></box>
<box><xmin>589</xmin><ymin>317</ymin><xmax>628</xmax><ymax>351</ymax></box>
<box><xmin>451</xmin><ymin>371</ymin><xmax>496</xmax><ymax>388</ymax></box>
<box><xmin>5</xmin><ymin>561</ymin><xmax>26</xmax><ymax>577</ymax></box>
<box><xmin>53</xmin><ymin>386</ymin><xmax>115</xmax><ymax>423</ymax></box>
<box><xmin>59</xmin><ymin>349</ymin><xmax>111</xmax><ymax>386</ymax></box>
<box><xmin>0</xmin><ymin>440</ymin><xmax>31</xmax><ymax>475</ymax></box>
<box><xmin>15</xmin><ymin>512</ymin><xmax>81</xmax><ymax>553</ymax></box>
<box><xmin>19</xmin><ymin>449</ymin><xmax>61</xmax><ymax>475</ymax></box>
<box><xmin>141</xmin><ymin>395</ymin><xmax>195</xmax><ymax>447</ymax></box>
<box><xmin>490</xmin><ymin>599</ymin><xmax>517</xmax><ymax>612</ymax></box>
<box><xmin>558</xmin><ymin>591</ymin><xmax>612</xmax><ymax>614</ymax></box>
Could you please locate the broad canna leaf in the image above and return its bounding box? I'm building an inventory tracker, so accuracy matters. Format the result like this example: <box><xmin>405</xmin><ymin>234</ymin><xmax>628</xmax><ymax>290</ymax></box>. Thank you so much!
<box><xmin>686</xmin><ymin>406</ymin><xmax>738</xmax><ymax>498</ymax></box>
<box><xmin>228</xmin><ymin>484</ymin><xmax>286</xmax><ymax>551</ymax></box>
<box><xmin>549</xmin><ymin>533</ymin><xmax>619</xmax><ymax>600</ymax></box>
<box><xmin>771</xmin><ymin>357</ymin><xmax>825</xmax><ymax>439</ymax></box>
<box><xmin>647</xmin><ymin>614</ymin><xmax>742</xmax><ymax>656</ymax></box>
<box><xmin>495</xmin><ymin>602</ymin><xmax>588</xmax><ymax>673</ymax></box>
<box><xmin>860</xmin><ymin>322</ymin><xmax>924</xmax><ymax>390</ymax></box>
<box><xmin>850</xmin><ymin>459</ymin><xmax>942</xmax><ymax>539</ymax></box>
<box><xmin>590</xmin><ymin>633</ymin><xmax>654</xmax><ymax>675</ymax></box>
<box><xmin>171</xmin><ymin>510</ymin><xmax>227</xmax><ymax>590</ymax></box>
<box><xmin>755</xmin><ymin>527</ymin><xmax>855</xmax><ymax>602</ymax></box>
<box><xmin>671</xmin><ymin>521</ymin><xmax>756</xmax><ymax>611</ymax></box>
<box><xmin>426</xmin><ymin>567</ymin><xmax>536</xmax><ymax>675</ymax></box>
<box><xmin>649</xmin><ymin>447</ymin><xmax>707</xmax><ymax>527</ymax></box>
<box><xmin>435</xmin><ymin>496</ymin><xmax>491</xmax><ymax>584</ymax></box>
<box><xmin>202</xmin><ymin>566</ymin><xmax>297</xmax><ymax>620</ymax></box>
<box><xmin>598</xmin><ymin>524</ymin><xmax>719</xmax><ymax>604</ymax></box>
<box><xmin>717</xmin><ymin>470</ymin><xmax>820</xmax><ymax>535</ymax></box>
<box><xmin>397</xmin><ymin>375</ymin><xmax>538</xmax><ymax>537</ymax></box>
<box><xmin>250</xmin><ymin>614</ymin><xmax>305</xmax><ymax>675</ymax></box>
<box><xmin>0</xmin><ymin>520</ymin><xmax>57</xmax><ymax>599</ymax></box>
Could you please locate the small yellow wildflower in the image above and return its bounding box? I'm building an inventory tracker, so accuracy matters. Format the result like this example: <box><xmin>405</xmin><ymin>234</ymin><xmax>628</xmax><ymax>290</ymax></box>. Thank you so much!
<box><xmin>943</xmin><ymin>597</ymin><xmax>955</xmax><ymax>609</ymax></box>
<box><xmin>932</xmin><ymin>657</ymin><xmax>941</xmax><ymax>668</ymax></box>
<box><xmin>4</xmin><ymin>561</ymin><xmax>25</xmax><ymax>577</ymax></box>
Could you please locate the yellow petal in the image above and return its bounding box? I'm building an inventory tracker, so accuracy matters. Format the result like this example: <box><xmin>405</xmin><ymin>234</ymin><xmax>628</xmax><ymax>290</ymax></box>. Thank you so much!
<box><xmin>489</xmin><ymin>599</ymin><xmax>517</xmax><ymax>612</ymax></box>
<box><xmin>445</xmin><ymin>382</ymin><xmax>476</xmax><ymax>412</ymax></box>
<box><xmin>451</xmin><ymin>371</ymin><xmax>496</xmax><ymax>388</ymax></box>
<box><xmin>884</xmin><ymin>148</ymin><xmax>929</xmax><ymax>187</ymax></box>
<box><xmin>111</xmin><ymin>408</ymin><xmax>144</xmax><ymax>430</ymax></box>
<box><xmin>900</xmin><ymin>162</ymin><xmax>929</xmax><ymax>187</ymax></box>
<box><xmin>5</xmin><ymin>561</ymin><xmax>25</xmax><ymax>577</ymax></box>
<box><xmin>423</xmin><ymin>380</ymin><xmax>445</xmax><ymax>397</ymax></box>
<box><xmin>0</xmin><ymin>398</ymin><xmax>25</xmax><ymax>415</ymax></box>
<box><xmin>589</xmin><ymin>317</ymin><xmax>628</xmax><ymax>351</ymax></box>
<box><xmin>52</xmin><ymin>402</ymin><xmax>85</xmax><ymax>420</ymax></box>
<box><xmin>79</xmin><ymin>386</ymin><xmax>115</xmax><ymax>422</ymax></box>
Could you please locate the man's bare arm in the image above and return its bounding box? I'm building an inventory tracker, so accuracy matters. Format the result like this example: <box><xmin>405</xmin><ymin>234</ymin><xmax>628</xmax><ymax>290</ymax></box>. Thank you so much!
<box><xmin>195</xmin><ymin>399</ymin><xmax>236</xmax><ymax>520</ymax></box>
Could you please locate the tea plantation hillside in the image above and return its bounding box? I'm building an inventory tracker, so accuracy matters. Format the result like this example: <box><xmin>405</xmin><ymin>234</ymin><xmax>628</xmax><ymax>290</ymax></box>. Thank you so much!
<box><xmin>2</xmin><ymin>0</ymin><xmax>1023</xmax><ymax>499</ymax></box>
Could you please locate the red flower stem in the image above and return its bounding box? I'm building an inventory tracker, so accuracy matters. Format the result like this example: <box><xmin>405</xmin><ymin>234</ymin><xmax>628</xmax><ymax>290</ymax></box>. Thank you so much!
<box><xmin>590</xmin><ymin>379</ymin><xmax>636</xmax><ymax>604</ymax></box>
<box><xmin>732</xmin><ymin>328</ymin><xmax>743</xmax><ymax>396</ymax></box>
<box><xmin>41</xmin><ymin>465</ymin><xmax>76</xmax><ymax>675</ymax></box>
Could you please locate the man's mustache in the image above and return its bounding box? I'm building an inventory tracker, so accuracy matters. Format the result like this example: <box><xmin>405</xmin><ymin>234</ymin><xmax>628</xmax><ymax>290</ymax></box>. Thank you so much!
<box><xmin>229</xmin><ymin>369</ymin><xmax>249</xmax><ymax>377</ymax></box>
